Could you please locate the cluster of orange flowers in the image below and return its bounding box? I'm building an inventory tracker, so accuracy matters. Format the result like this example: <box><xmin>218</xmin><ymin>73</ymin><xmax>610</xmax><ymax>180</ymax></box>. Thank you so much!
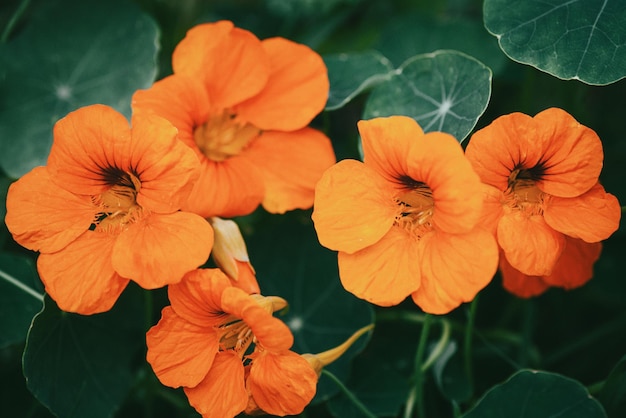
<box><xmin>4</xmin><ymin>19</ymin><xmax>621</xmax><ymax>418</ymax></box>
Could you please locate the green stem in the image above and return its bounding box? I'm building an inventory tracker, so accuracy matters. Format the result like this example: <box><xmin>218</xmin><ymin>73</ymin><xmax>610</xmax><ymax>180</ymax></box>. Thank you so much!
<box><xmin>518</xmin><ymin>299</ymin><xmax>535</xmax><ymax>367</ymax></box>
<box><xmin>1</xmin><ymin>0</ymin><xmax>31</xmax><ymax>42</ymax></box>
<box><xmin>404</xmin><ymin>314</ymin><xmax>433</xmax><ymax>418</ymax></box>
<box><xmin>421</xmin><ymin>319</ymin><xmax>451</xmax><ymax>372</ymax></box>
<box><xmin>321</xmin><ymin>369</ymin><xmax>377</xmax><ymax>418</ymax></box>
<box><xmin>587</xmin><ymin>380</ymin><xmax>605</xmax><ymax>395</ymax></box>
<box><xmin>464</xmin><ymin>296</ymin><xmax>479</xmax><ymax>388</ymax></box>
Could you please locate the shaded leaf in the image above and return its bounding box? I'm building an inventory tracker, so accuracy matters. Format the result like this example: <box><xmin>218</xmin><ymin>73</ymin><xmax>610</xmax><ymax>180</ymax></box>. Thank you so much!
<box><xmin>23</xmin><ymin>286</ymin><xmax>145</xmax><ymax>418</ymax></box>
<box><xmin>245</xmin><ymin>213</ymin><xmax>375</xmax><ymax>403</ymax></box>
<box><xmin>463</xmin><ymin>369</ymin><xmax>607</xmax><ymax>418</ymax></box>
<box><xmin>599</xmin><ymin>355</ymin><xmax>626</xmax><ymax>417</ymax></box>
<box><xmin>0</xmin><ymin>253</ymin><xmax>43</xmax><ymax>348</ymax></box>
<box><xmin>363</xmin><ymin>50</ymin><xmax>492</xmax><ymax>142</ymax></box>
<box><xmin>0</xmin><ymin>0</ymin><xmax>159</xmax><ymax>178</ymax></box>
<box><xmin>325</xmin><ymin>51</ymin><xmax>394</xmax><ymax>110</ymax></box>
<box><xmin>432</xmin><ymin>340</ymin><xmax>472</xmax><ymax>403</ymax></box>
<box><xmin>484</xmin><ymin>0</ymin><xmax>626</xmax><ymax>85</ymax></box>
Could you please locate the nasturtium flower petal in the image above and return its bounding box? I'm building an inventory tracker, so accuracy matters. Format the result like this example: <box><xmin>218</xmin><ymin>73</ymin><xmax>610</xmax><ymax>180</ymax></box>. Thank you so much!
<box><xmin>130</xmin><ymin>113</ymin><xmax>201</xmax><ymax>213</ymax></box>
<box><xmin>312</xmin><ymin>159</ymin><xmax>396</xmax><ymax>254</ymax></box>
<box><xmin>221</xmin><ymin>287</ymin><xmax>294</xmax><ymax>352</ymax></box>
<box><xmin>184</xmin><ymin>351</ymin><xmax>248</xmax><ymax>418</ymax></box>
<box><xmin>499</xmin><ymin>256</ymin><xmax>550</xmax><ymax>298</ymax></box>
<box><xmin>338</xmin><ymin>226</ymin><xmax>421</xmax><ymax>306</ymax></box>
<box><xmin>146</xmin><ymin>306</ymin><xmax>219</xmax><ymax>388</ymax></box>
<box><xmin>37</xmin><ymin>231</ymin><xmax>128</xmax><ymax>314</ymax></box>
<box><xmin>112</xmin><ymin>212</ymin><xmax>213</xmax><ymax>288</ymax></box>
<box><xmin>244</xmin><ymin>127</ymin><xmax>335</xmax><ymax>214</ymax></box>
<box><xmin>359</xmin><ymin>116</ymin><xmax>420</xmax><ymax>185</ymax></box>
<box><xmin>465</xmin><ymin>112</ymin><xmax>547</xmax><ymax>190</ymax></box>
<box><xmin>236</xmin><ymin>37</ymin><xmax>328</xmax><ymax>131</ymax></box>
<box><xmin>533</xmin><ymin>108</ymin><xmax>603</xmax><ymax>198</ymax></box>
<box><xmin>479</xmin><ymin>184</ymin><xmax>505</xmax><ymax>236</ymax></box>
<box><xmin>172</xmin><ymin>21</ymin><xmax>270</xmax><ymax>109</ymax></box>
<box><xmin>541</xmin><ymin>237</ymin><xmax>602</xmax><ymax>289</ymax></box>
<box><xmin>412</xmin><ymin>228</ymin><xmax>498</xmax><ymax>314</ymax></box>
<box><xmin>248</xmin><ymin>351</ymin><xmax>318</xmax><ymax>416</ymax></box>
<box><xmin>47</xmin><ymin>104</ymin><xmax>131</xmax><ymax>196</ymax></box>
<box><xmin>168</xmin><ymin>269</ymin><xmax>232</xmax><ymax>328</ymax></box>
<box><xmin>497</xmin><ymin>212</ymin><xmax>565</xmax><ymax>276</ymax></box>
<box><xmin>5</xmin><ymin>167</ymin><xmax>95</xmax><ymax>253</ymax></box>
<box><xmin>544</xmin><ymin>182</ymin><xmax>621</xmax><ymax>243</ymax></box>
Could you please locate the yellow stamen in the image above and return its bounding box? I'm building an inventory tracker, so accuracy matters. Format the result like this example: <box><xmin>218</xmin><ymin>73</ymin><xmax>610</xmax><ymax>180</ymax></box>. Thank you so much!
<box><xmin>194</xmin><ymin>110</ymin><xmax>261</xmax><ymax>162</ymax></box>
<box><xmin>394</xmin><ymin>185</ymin><xmax>435</xmax><ymax>237</ymax></box>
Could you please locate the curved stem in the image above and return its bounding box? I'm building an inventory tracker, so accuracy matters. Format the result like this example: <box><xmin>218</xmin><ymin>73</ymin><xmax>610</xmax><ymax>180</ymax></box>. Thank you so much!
<box><xmin>464</xmin><ymin>296</ymin><xmax>479</xmax><ymax>390</ymax></box>
<box><xmin>422</xmin><ymin>318</ymin><xmax>451</xmax><ymax>372</ymax></box>
<box><xmin>404</xmin><ymin>314</ymin><xmax>433</xmax><ymax>418</ymax></box>
<box><xmin>1</xmin><ymin>0</ymin><xmax>32</xmax><ymax>42</ymax></box>
<box><xmin>321</xmin><ymin>369</ymin><xmax>377</xmax><ymax>418</ymax></box>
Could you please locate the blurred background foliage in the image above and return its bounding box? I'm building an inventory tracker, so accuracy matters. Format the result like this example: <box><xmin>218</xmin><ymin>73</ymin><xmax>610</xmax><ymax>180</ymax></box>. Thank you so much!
<box><xmin>1</xmin><ymin>0</ymin><xmax>626</xmax><ymax>417</ymax></box>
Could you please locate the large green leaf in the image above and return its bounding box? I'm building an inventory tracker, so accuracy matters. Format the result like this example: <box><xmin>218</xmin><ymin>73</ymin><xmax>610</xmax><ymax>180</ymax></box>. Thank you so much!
<box><xmin>484</xmin><ymin>0</ymin><xmax>626</xmax><ymax>85</ymax></box>
<box><xmin>0</xmin><ymin>0</ymin><xmax>159</xmax><ymax>179</ymax></box>
<box><xmin>23</xmin><ymin>287</ymin><xmax>145</xmax><ymax>418</ymax></box>
<box><xmin>324</xmin><ymin>51</ymin><xmax>394</xmax><ymax>110</ymax></box>
<box><xmin>0</xmin><ymin>252</ymin><xmax>43</xmax><ymax>348</ymax></box>
<box><xmin>363</xmin><ymin>50</ymin><xmax>492</xmax><ymax>142</ymax></box>
<box><xmin>244</xmin><ymin>213</ymin><xmax>375</xmax><ymax>403</ymax></box>
<box><xmin>599</xmin><ymin>355</ymin><xmax>626</xmax><ymax>417</ymax></box>
<box><xmin>463</xmin><ymin>369</ymin><xmax>607</xmax><ymax>418</ymax></box>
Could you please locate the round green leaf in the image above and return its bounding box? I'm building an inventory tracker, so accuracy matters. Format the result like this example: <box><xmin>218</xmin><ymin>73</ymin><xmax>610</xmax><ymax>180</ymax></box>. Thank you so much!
<box><xmin>0</xmin><ymin>0</ymin><xmax>159</xmax><ymax>179</ymax></box>
<box><xmin>0</xmin><ymin>253</ymin><xmax>43</xmax><ymax>348</ymax></box>
<box><xmin>325</xmin><ymin>51</ymin><xmax>394</xmax><ymax>110</ymax></box>
<box><xmin>484</xmin><ymin>0</ymin><xmax>626</xmax><ymax>85</ymax></box>
<box><xmin>23</xmin><ymin>288</ymin><xmax>145</xmax><ymax>418</ymax></box>
<box><xmin>363</xmin><ymin>50</ymin><xmax>492</xmax><ymax>142</ymax></box>
<box><xmin>245</xmin><ymin>214</ymin><xmax>375</xmax><ymax>403</ymax></box>
<box><xmin>463</xmin><ymin>369</ymin><xmax>607</xmax><ymax>418</ymax></box>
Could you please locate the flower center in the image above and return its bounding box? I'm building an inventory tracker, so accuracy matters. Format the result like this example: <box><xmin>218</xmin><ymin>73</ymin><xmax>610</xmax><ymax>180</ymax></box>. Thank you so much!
<box><xmin>506</xmin><ymin>168</ymin><xmax>545</xmax><ymax>215</ymax></box>
<box><xmin>394</xmin><ymin>182</ymin><xmax>434</xmax><ymax>237</ymax></box>
<box><xmin>92</xmin><ymin>169</ymin><xmax>143</xmax><ymax>232</ymax></box>
<box><xmin>194</xmin><ymin>110</ymin><xmax>261</xmax><ymax>162</ymax></box>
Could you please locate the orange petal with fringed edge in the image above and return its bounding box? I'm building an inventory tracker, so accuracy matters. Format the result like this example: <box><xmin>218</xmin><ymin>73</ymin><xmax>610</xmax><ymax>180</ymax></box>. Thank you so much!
<box><xmin>146</xmin><ymin>306</ymin><xmax>219</xmax><ymax>388</ymax></box>
<box><xmin>5</xmin><ymin>167</ymin><xmax>95</xmax><ymax>253</ymax></box>
<box><xmin>172</xmin><ymin>21</ymin><xmax>269</xmax><ymax>109</ymax></box>
<box><xmin>479</xmin><ymin>184</ymin><xmax>505</xmax><ymax>236</ymax></box>
<box><xmin>168</xmin><ymin>269</ymin><xmax>232</xmax><ymax>327</ymax></box>
<box><xmin>184</xmin><ymin>351</ymin><xmax>248</xmax><ymax>418</ymax></box>
<box><xmin>544</xmin><ymin>182</ymin><xmax>621</xmax><ymax>243</ymax></box>
<box><xmin>312</xmin><ymin>159</ymin><xmax>396</xmax><ymax>254</ymax></box>
<box><xmin>499</xmin><ymin>255</ymin><xmax>550</xmax><ymax>298</ymax></box>
<box><xmin>243</xmin><ymin>127</ymin><xmax>335</xmax><ymax>214</ymax></box>
<box><xmin>112</xmin><ymin>212</ymin><xmax>213</xmax><ymax>289</ymax></box>
<box><xmin>465</xmin><ymin>112</ymin><xmax>546</xmax><ymax>191</ymax></box>
<box><xmin>221</xmin><ymin>287</ymin><xmax>294</xmax><ymax>352</ymax></box>
<box><xmin>411</xmin><ymin>228</ymin><xmax>498</xmax><ymax>314</ymax></box>
<box><xmin>37</xmin><ymin>231</ymin><xmax>128</xmax><ymax>315</ymax></box>
<box><xmin>542</xmin><ymin>237</ymin><xmax>602</xmax><ymax>289</ymax></box>
<box><xmin>337</xmin><ymin>226</ymin><xmax>421</xmax><ymax>306</ymax></box>
<box><xmin>497</xmin><ymin>212</ymin><xmax>565</xmax><ymax>276</ymax></box>
<box><xmin>248</xmin><ymin>350</ymin><xmax>317</xmax><ymax>416</ymax></box>
<box><xmin>182</xmin><ymin>155</ymin><xmax>266</xmax><ymax>218</ymax></box>
<box><xmin>47</xmin><ymin>104</ymin><xmax>131</xmax><ymax>196</ymax></box>
<box><xmin>533</xmin><ymin>108</ymin><xmax>603</xmax><ymax>198</ymax></box>
<box><xmin>236</xmin><ymin>37</ymin><xmax>328</xmax><ymax>131</ymax></box>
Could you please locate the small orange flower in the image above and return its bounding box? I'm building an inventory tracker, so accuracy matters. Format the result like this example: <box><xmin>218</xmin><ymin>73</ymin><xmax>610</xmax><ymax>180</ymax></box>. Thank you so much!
<box><xmin>133</xmin><ymin>20</ymin><xmax>336</xmax><ymax>218</ymax></box>
<box><xmin>312</xmin><ymin>116</ymin><xmax>499</xmax><ymax>314</ymax></box>
<box><xmin>465</xmin><ymin>108</ymin><xmax>620</xmax><ymax>295</ymax></box>
<box><xmin>146</xmin><ymin>269</ymin><xmax>317</xmax><ymax>418</ymax></box>
<box><xmin>5</xmin><ymin>104</ymin><xmax>214</xmax><ymax>314</ymax></box>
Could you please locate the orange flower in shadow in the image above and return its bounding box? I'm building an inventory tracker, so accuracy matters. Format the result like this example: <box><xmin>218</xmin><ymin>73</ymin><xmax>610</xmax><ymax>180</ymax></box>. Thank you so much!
<box><xmin>133</xmin><ymin>20</ymin><xmax>336</xmax><ymax>218</ymax></box>
<box><xmin>5</xmin><ymin>104</ymin><xmax>214</xmax><ymax>314</ymax></box>
<box><xmin>312</xmin><ymin>116</ymin><xmax>499</xmax><ymax>314</ymax></box>
<box><xmin>465</xmin><ymin>108</ymin><xmax>620</xmax><ymax>296</ymax></box>
<box><xmin>146</xmin><ymin>269</ymin><xmax>317</xmax><ymax>418</ymax></box>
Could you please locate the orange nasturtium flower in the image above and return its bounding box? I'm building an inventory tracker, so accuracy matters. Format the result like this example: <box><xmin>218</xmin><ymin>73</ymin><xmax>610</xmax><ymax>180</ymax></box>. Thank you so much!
<box><xmin>312</xmin><ymin>116</ymin><xmax>499</xmax><ymax>314</ymax></box>
<box><xmin>465</xmin><ymin>108</ymin><xmax>621</xmax><ymax>297</ymax></box>
<box><xmin>5</xmin><ymin>104</ymin><xmax>214</xmax><ymax>314</ymax></box>
<box><xmin>132</xmin><ymin>20</ymin><xmax>336</xmax><ymax>218</ymax></box>
<box><xmin>146</xmin><ymin>269</ymin><xmax>317</xmax><ymax>418</ymax></box>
